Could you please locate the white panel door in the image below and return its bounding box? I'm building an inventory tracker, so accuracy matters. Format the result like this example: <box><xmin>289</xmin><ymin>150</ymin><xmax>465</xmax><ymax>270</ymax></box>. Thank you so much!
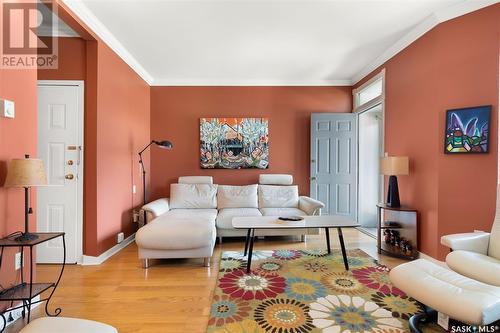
<box><xmin>37</xmin><ymin>82</ymin><xmax>83</xmax><ymax>264</ymax></box>
<box><xmin>310</xmin><ymin>113</ymin><xmax>357</xmax><ymax>219</ymax></box>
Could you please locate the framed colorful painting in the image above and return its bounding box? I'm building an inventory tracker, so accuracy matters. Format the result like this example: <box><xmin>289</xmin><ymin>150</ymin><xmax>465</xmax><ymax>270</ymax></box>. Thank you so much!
<box><xmin>444</xmin><ymin>105</ymin><xmax>491</xmax><ymax>154</ymax></box>
<box><xmin>200</xmin><ymin>117</ymin><xmax>269</xmax><ymax>169</ymax></box>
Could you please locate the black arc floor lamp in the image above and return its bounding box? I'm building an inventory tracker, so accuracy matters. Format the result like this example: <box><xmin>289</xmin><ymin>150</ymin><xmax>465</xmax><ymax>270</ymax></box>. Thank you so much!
<box><xmin>380</xmin><ymin>156</ymin><xmax>409</xmax><ymax>208</ymax></box>
<box><xmin>139</xmin><ymin>140</ymin><xmax>173</xmax><ymax>223</ymax></box>
<box><xmin>5</xmin><ymin>155</ymin><xmax>48</xmax><ymax>241</ymax></box>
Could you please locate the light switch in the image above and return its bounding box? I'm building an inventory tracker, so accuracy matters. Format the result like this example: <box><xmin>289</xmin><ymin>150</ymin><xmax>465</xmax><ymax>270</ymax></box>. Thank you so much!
<box><xmin>0</xmin><ymin>99</ymin><xmax>15</xmax><ymax>118</ymax></box>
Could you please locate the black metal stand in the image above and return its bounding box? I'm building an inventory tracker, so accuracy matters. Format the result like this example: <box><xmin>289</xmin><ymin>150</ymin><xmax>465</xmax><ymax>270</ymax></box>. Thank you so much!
<box><xmin>138</xmin><ymin>140</ymin><xmax>172</xmax><ymax>224</ymax></box>
<box><xmin>138</xmin><ymin>143</ymin><xmax>152</xmax><ymax>225</ymax></box>
<box><xmin>0</xmin><ymin>233</ymin><xmax>66</xmax><ymax>332</ymax></box>
<box><xmin>14</xmin><ymin>187</ymin><xmax>38</xmax><ymax>242</ymax></box>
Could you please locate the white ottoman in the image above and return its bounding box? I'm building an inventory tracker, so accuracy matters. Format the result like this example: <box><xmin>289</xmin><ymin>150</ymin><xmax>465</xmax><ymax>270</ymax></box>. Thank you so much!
<box><xmin>20</xmin><ymin>317</ymin><xmax>117</xmax><ymax>333</ymax></box>
<box><xmin>390</xmin><ymin>259</ymin><xmax>500</xmax><ymax>331</ymax></box>
<box><xmin>135</xmin><ymin>214</ymin><xmax>216</xmax><ymax>268</ymax></box>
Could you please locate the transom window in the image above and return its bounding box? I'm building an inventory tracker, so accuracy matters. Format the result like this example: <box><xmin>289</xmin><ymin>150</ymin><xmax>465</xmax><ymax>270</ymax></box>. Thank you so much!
<box><xmin>353</xmin><ymin>69</ymin><xmax>385</xmax><ymax>111</ymax></box>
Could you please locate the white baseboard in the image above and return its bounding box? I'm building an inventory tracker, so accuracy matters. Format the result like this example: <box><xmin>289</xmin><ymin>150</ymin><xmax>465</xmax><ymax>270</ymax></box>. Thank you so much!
<box><xmin>81</xmin><ymin>233</ymin><xmax>135</xmax><ymax>266</ymax></box>
<box><xmin>418</xmin><ymin>251</ymin><xmax>448</xmax><ymax>268</ymax></box>
<box><xmin>3</xmin><ymin>295</ymin><xmax>41</xmax><ymax>329</ymax></box>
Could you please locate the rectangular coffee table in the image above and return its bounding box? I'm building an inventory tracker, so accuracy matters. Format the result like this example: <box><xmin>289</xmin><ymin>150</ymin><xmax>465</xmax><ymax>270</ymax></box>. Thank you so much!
<box><xmin>232</xmin><ymin>215</ymin><xmax>360</xmax><ymax>273</ymax></box>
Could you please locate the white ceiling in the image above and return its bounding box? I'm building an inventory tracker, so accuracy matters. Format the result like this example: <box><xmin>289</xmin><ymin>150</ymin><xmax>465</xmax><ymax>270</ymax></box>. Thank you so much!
<box><xmin>62</xmin><ymin>0</ymin><xmax>497</xmax><ymax>86</ymax></box>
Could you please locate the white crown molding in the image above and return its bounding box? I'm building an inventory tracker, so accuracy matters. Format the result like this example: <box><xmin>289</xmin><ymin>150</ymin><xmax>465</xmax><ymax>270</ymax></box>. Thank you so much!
<box><xmin>62</xmin><ymin>0</ymin><xmax>154</xmax><ymax>85</ymax></box>
<box><xmin>352</xmin><ymin>0</ymin><xmax>499</xmax><ymax>85</ymax></box>
<box><xmin>38</xmin><ymin>25</ymin><xmax>80</xmax><ymax>38</ymax></box>
<box><xmin>81</xmin><ymin>233</ymin><xmax>135</xmax><ymax>265</ymax></box>
<box><xmin>151</xmin><ymin>78</ymin><xmax>353</xmax><ymax>86</ymax></box>
<box><xmin>64</xmin><ymin>0</ymin><xmax>497</xmax><ymax>87</ymax></box>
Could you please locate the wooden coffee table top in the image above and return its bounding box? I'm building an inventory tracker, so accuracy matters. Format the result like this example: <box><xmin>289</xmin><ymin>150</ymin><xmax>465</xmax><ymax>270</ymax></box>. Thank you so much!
<box><xmin>232</xmin><ymin>215</ymin><xmax>360</xmax><ymax>229</ymax></box>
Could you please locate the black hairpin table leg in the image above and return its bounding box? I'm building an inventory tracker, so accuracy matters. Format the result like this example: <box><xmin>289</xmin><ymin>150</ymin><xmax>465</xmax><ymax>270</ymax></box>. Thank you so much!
<box><xmin>246</xmin><ymin>229</ymin><xmax>255</xmax><ymax>274</ymax></box>
<box><xmin>244</xmin><ymin>229</ymin><xmax>251</xmax><ymax>256</ymax></box>
<box><xmin>325</xmin><ymin>228</ymin><xmax>331</xmax><ymax>254</ymax></box>
<box><xmin>337</xmin><ymin>227</ymin><xmax>349</xmax><ymax>270</ymax></box>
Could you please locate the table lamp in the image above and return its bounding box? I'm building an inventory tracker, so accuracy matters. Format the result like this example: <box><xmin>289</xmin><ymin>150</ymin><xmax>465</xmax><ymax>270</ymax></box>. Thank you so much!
<box><xmin>5</xmin><ymin>155</ymin><xmax>48</xmax><ymax>241</ymax></box>
<box><xmin>380</xmin><ymin>156</ymin><xmax>409</xmax><ymax>208</ymax></box>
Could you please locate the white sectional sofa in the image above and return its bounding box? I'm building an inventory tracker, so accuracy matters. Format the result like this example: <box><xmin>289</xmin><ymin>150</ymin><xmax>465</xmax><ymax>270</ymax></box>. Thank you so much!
<box><xmin>135</xmin><ymin>174</ymin><xmax>324</xmax><ymax>268</ymax></box>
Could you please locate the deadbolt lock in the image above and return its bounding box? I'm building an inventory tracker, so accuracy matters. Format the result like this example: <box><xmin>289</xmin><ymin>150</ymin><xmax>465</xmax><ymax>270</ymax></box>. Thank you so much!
<box><xmin>65</xmin><ymin>174</ymin><xmax>74</xmax><ymax>180</ymax></box>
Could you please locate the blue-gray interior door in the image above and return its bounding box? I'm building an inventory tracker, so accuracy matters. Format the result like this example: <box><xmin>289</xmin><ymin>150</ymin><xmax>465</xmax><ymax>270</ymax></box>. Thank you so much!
<box><xmin>310</xmin><ymin>113</ymin><xmax>358</xmax><ymax>219</ymax></box>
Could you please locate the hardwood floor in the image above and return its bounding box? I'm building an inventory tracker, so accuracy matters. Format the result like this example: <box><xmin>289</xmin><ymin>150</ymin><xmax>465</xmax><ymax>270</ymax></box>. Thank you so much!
<box><xmin>6</xmin><ymin>229</ymin><xmax>405</xmax><ymax>333</ymax></box>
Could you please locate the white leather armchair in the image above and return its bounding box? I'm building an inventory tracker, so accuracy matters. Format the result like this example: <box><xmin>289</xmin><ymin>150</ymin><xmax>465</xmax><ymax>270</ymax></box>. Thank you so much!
<box><xmin>441</xmin><ymin>185</ymin><xmax>500</xmax><ymax>287</ymax></box>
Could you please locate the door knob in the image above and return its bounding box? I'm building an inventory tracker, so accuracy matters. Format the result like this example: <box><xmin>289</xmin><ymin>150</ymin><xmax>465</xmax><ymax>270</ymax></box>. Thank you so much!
<box><xmin>65</xmin><ymin>174</ymin><xmax>74</xmax><ymax>180</ymax></box>
<box><xmin>311</xmin><ymin>177</ymin><xmax>317</xmax><ymax>181</ymax></box>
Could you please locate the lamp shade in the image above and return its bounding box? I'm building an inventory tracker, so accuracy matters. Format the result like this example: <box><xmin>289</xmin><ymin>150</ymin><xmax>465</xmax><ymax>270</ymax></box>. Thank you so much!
<box><xmin>380</xmin><ymin>156</ymin><xmax>409</xmax><ymax>176</ymax></box>
<box><xmin>154</xmin><ymin>140</ymin><xmax>173</xmax><ymax>149</ymax></box>
<box><xmin>5</xmin><ymin>158</ymin><xmax>48</xmax><ymax>187</ymax></box>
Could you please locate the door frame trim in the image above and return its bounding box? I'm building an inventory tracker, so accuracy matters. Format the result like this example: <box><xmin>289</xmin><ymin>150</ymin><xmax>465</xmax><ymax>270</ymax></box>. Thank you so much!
<box><xmin>354</xmin><ymin>70</ymin><xmax>386</xmax><ymax>226</ymax></box>
<box><xmin>37</xmin><ymin>80</ymin><xmax>84</xmax><ymax>264</ymax></box>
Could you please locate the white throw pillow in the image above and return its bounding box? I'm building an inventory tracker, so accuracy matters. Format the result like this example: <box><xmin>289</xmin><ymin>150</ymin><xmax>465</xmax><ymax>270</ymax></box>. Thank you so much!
<box><xmin>217</xmin><ymin>185</ymin><xmax>258</xmax><ymax>209</ymax></box>
<box><xmin>170</xmin><ymin>183</ymin><xmax>218</xmax><ymax>209</ymax></box>
<box><xmin>258</xmin><ymin>185</ymin><xmax>299</xmax><ymax>208</ymax></box>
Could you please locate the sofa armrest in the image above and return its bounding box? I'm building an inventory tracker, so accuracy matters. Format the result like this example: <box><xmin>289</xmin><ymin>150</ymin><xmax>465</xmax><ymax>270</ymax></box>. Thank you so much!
<box><xmin>299</xmin><ymin>196</ymin><xmax>325</xmax><ymax>215</ymax></box>
<box><xmin>142</xmin><ymin>198</ymin><xmax>170</xmax><ymax>223</ymax></box>
<box><xmin>440</xmin><ymin>232</ymin><xmax>490</xmax><ymax>254</ymax></box>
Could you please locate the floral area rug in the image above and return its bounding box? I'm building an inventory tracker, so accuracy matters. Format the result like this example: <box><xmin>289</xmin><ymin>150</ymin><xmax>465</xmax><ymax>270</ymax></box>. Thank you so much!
<box><xmin>207</xmin><ymin>249</ymin><xmax>440</xmax><ymax>333</ymax></box>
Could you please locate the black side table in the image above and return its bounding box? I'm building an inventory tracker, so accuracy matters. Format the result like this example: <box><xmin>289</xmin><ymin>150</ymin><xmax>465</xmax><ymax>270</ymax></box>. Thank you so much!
<box><xmin>0</xmin><ymin>232</ymin><xmax>66</xmax><ymax>332</ymax></box>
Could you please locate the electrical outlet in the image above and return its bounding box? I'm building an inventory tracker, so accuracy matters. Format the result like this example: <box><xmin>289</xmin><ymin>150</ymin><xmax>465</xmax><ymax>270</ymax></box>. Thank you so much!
<box><xmin>133</xmin><ymin>211</ymin><xmax>139</xmax><ymax>223</ymax></box>
<box><xmin>14</xmin><ymin>252</ymin><xmax>22</xmax><ymax>270</ymax></box>
<box><xmin>132</xmin><ymin>185</ymin><xmax>137</xmax><ymax>194</ymax></box>
<box><xmin>117</xmin><ymin>232</ymin><xmax>124</xmax><ymax>244</ymax></box>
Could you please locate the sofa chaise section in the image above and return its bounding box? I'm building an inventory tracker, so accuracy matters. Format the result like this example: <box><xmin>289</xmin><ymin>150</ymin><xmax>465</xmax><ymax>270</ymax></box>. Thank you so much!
<box><xmin>136</xmin><ymin>177</ymin><xmax>218</xmax><ymax>268</ymax></box>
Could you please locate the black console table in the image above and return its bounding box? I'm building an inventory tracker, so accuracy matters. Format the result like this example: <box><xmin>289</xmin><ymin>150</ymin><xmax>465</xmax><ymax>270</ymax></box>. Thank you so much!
<box><xmin>0</xmin><ymin>232</ymin><xmax>66</xmax><ymax>332</ymax></box>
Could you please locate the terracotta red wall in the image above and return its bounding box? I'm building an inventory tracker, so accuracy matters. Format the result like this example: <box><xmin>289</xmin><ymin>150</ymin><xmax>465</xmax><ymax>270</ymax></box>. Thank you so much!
<box><xmin>93</xmin><ymin>43</ymin><xmax>150</xmax><ymax>255</ymax></box>
<box><xmin>0</xmin><ymin>62</ymin><xmax>38</xmax><ymax>308</ymax></box>
<box><xmin>150</xmin><ymin>87</ymin><xmax>352</xmax><ymax>198</ymax></box>
<box><xmin>356</xmin><ymin>4</ymin><xmax>500</xmax><ymax>259</ymax></box>
<box><xmin>38</xmin><ymin>37</ymin><xmax>86</xmax><ymax>80</ymax></box>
